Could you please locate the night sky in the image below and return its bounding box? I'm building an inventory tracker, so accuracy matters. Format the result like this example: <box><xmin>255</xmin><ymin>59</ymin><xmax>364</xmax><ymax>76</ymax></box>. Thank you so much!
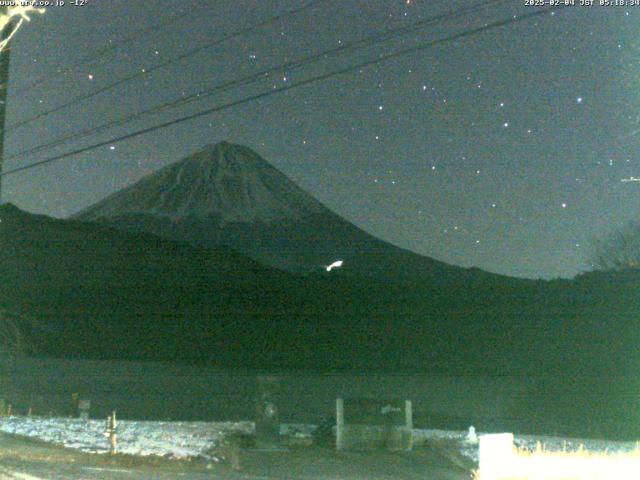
<box><xmin>2</xmin><ymin>0</ymin><xmax>639</xmax><ymax>279</ymax></box>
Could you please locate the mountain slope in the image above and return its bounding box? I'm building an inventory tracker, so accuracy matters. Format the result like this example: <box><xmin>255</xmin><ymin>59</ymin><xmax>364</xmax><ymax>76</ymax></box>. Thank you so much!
<box><xmin>78</xmin><ymin>142</ymin><xmax>328</xmax><ymax>224</ymax></box>
<box><xmin>0</xmin><ymin>204</ymin><xmax>549</xmax><ymax>371</ymax></box>
<box><xmin>1</xmin><ymin>202</ymin><xmax>275</xmax><ymax>284</ymax></box>
<box><xmin>0</xmin><ymin>203</ymin><xmax>295</xmax><ymax>362</ymax></box>
<box><xmin>74</xmin><ymin>142</ymin><xmax>499</xmax><ymax>283</ymax></box>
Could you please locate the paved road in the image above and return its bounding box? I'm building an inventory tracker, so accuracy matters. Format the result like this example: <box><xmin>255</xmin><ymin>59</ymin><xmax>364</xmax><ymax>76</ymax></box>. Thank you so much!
<box><xmin>0</xmin><ymin>459</ymin><xmax>218</xmax><ymax>479</ymax></box>
<box><xmin>0</xmin><ymin>455</ymin><xmax>472</xmax><ymax>480</ymax></box>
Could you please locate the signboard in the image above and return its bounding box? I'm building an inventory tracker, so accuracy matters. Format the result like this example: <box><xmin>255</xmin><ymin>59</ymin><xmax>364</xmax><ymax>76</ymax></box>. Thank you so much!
<box><xmin>336</xmin><ymin>398</ymin><xmax>413</xmax><ymax>451</ymax></box>
<box><xmin>344</xmin><ymin>398</ymin><xmax>405</xmax><ymax>426</ymax></box>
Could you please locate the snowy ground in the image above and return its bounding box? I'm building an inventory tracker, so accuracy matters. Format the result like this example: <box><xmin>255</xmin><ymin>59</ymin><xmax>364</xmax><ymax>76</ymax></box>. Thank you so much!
<box><xmin>0</xmin><ymin>416</ymin><xmax>253</xmax><ymax>458</ymax></box>
<box><xmin>0</xmin><ymin>416</ymin><xmax>636</xmax><ymax>464</ymax></box>
<box><xmin>412</xmin><ymin>428</ymin><xmax>640</xmax><ymax>463</ymax></box>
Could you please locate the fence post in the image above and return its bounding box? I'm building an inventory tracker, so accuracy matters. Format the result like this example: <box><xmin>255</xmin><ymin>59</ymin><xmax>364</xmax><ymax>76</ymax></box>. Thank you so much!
<box><xmin>106</xmin><ymin>411</ymin><xmax>117</xmax><ymax>455</ymax></box>
<box><xmin>336</xmin><ymin>398</ymin><xmax>344</xmax><ymax>451</ymax></box>
<box><xmin>405</xmin><ymin>400</ymin><xmax>413</xmax><ymax>451</ymax></box>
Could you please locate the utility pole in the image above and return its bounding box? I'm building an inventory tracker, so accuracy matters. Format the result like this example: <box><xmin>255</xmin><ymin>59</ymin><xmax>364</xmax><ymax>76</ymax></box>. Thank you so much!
<box><xmin>0</xmin><ymin>6</ymin><xmax>15</xmax><ymax>204</ymax></box>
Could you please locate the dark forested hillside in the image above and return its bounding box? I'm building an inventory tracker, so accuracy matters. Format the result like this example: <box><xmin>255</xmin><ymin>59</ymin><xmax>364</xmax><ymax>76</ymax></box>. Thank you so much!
<box><xmin>2</xmin><ymin>203</ymin><xmax>638</xmax><ymax>377</ymax></box>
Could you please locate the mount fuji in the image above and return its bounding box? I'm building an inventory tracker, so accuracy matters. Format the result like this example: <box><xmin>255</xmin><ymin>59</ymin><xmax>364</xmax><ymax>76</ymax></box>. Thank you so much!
<box><xmin>74</xmin><ymin>141</ymin><xmax>497</xmax><ymax>283</ymax></box>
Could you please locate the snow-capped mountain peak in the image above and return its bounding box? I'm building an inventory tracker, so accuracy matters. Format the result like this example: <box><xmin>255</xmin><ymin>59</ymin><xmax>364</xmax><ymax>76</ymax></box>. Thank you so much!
<box><xmin>77</xmin><ymin>142</ymin><xmax>327</xmax><ymax>225</ymax></box>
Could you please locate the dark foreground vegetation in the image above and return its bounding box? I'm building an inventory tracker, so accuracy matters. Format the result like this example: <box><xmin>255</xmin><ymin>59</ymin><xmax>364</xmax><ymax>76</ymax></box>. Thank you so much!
<box><xmin>1</xmin><ymin>203</ymin><xmax>638</xmax><ymax>439</ymax></box>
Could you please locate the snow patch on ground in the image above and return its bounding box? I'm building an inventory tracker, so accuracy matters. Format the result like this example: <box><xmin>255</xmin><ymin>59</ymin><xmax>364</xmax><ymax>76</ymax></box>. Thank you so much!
<box><xmin>413</xmin><ymin>428</ymin><xmax>639</xmax><ymax>463</ymax></box>
<box><xmin>0</xmin><ymin>416</ymin><xmax>253</xmax><ymax>458</ymax></box>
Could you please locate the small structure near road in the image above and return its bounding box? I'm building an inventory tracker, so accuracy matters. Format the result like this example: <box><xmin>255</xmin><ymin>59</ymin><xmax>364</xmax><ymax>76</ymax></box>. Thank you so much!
<box><xmin>336</xmin><ymin>398</ymin><xmax>413</xmax><ymax>451</ymax></box>
<box><xmin>77</xmin><ymin>399</ymin><xmax>91</xmax><ymax>420</ymax></box>
<box><xmin>255</xmin><ymin>376</ymin><xmax>280</xmax><ymax>446</ymax></box>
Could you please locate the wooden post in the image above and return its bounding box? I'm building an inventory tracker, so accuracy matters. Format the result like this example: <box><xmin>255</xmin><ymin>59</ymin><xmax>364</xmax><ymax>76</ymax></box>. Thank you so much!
<box><xmin>405</xmin><ymin>400</ymin><xmax>413</xmax><ymax>451</ymax></box>
<box><xmin>405</xmin><ymin>400</ymin><xmax>413</xmax><ymax>429</ymax></box>
<box><xmin>336</xmin><ymin>398</ymin><xmax>344</xmax><ymax>451</ymax></box>
<box><xmin>107</xmin><ymin>410</ymin><xmax>117</xmax><ymax>455</ymax></box>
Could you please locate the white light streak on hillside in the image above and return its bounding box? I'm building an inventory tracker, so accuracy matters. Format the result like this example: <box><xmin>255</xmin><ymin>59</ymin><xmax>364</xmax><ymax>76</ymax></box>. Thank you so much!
<box><xmin>325</xmin><ymin>260</ymin><xmax>343</xmax><ymax>272</ymax></box>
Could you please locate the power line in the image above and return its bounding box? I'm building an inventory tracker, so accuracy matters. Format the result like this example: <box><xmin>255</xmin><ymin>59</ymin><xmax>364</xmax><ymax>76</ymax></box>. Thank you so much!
<box><xmin>0</xmin><ymin>5</ymin><xmax>566</xmax><ymax>179</ymax></box>
<box><xmin>5</xmin><ymin>0</ymin><xmax>508</xmax><ymax>162</ymax></box>
<box><xmin>22</xmin><ymin>2</ymin><xmax>209</xmax><ymax>93</ymax></box>
<box><xmin>5</xmin><ymin>0</ymin><xmax>323</xmax><ymax>133</ymax></box>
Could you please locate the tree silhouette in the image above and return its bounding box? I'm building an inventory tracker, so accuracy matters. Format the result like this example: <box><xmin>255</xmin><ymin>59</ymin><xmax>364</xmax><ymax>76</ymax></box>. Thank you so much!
<box><xmin>0</xmin><ymin>309</ymin><xmax>33</xmax><ymax>356</ymax></box>
<box><xmin>590</xmin><ymin>222</ymin><xmax>640</xmax><ymax>271</ymax></box>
